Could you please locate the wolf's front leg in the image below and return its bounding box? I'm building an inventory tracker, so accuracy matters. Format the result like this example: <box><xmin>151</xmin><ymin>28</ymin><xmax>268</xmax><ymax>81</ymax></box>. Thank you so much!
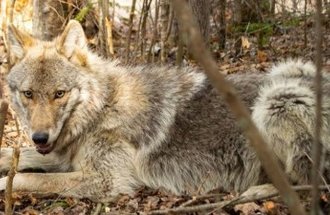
<box><xmin>0</xmin><ymin>147</ymin><xmax>70</xmax><ymax>173</ymax></box>
<box><xmin>0</xmin><ymin>171</ymin><xmax>117</xmax><ymax>202</ymax></box>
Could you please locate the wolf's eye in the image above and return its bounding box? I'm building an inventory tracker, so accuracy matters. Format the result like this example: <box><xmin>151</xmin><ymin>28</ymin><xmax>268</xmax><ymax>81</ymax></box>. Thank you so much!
<box><xmin>23</xmin><ymin>91</ymin><xmax>33</xmax><ymax>99</ymax></box>
<box><xmin>55</xmin><ymin>90</ymin><xmax>65</xmax><ymax>99</ymax></box>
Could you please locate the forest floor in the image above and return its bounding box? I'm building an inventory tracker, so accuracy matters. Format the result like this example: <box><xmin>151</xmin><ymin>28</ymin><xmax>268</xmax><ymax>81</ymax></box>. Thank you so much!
<box><xmin>0</xmin><ymin>15</ymin><xmax>330</xmax><ymax>215</ymax></box>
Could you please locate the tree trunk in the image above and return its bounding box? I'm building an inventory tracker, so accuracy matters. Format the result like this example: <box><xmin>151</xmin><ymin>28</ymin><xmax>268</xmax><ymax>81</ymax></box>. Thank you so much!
<box><xmin>218</xmin><ymin>0</ymin><xmax>226</xmax><ymax>50</ymax></box>
<box><xmin>233</xmin><ymin>0</ymin><xmax>242</xmax><ymax>56</ymax></box>
<box><xmin>270</xmin><ymin>0</ymin><xmax>276</xmax><ymax>14</ymax></box>
<box><xmin>124</xmin><ymin>0</ymin><xmax>136</xmax><ymax>62</ymax></box>
<box><xmin>233</xmin><ymin>0</ymin><xmax>242</xmax><ymax>24</ymax></box>
<box><xmin>98</xmin><ymin>0</ymin><xmax>111</xmax><ymax>58</ymax></box>
<box><xmin>325</xmin><ymin>0</ymin><xmax>330</xmax><ymax>24</ymax></box>
<box><xmin>189</xmin><ymin>0</ymin><xmax>210</xmax><ymax>45</ymax></box>
<box><xmin>33</xmin><ymin>0</ymin><xmax>68</xmax><ymax>40</ymax></box>
<box><xmin>33</xmin><ymin>0</ymin><xmax>97</xmax><ymax>41</ymax></box>
<box><xmin>160</xmin><ymin>0</ymin><xmax>170</xmax><ymax>63</ymax></box>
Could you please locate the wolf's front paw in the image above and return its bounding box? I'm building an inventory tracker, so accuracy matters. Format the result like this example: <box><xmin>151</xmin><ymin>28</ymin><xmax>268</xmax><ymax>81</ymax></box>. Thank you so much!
<box><xmin>0</xmin><ymin>148</ymin><xmax>14</xmax><ymax>174</ymax></box>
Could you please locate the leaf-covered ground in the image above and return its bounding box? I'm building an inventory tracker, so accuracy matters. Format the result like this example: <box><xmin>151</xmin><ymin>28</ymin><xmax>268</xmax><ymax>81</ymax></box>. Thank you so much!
<box><xmin>0</xmin><ymin>15</ymin><xmax>330</xmax><ymax>214</ymax></box>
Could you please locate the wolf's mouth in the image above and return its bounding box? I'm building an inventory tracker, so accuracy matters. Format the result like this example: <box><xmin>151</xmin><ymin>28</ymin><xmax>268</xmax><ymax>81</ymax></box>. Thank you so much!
<box><xmin>36</xmin><ymin>144</ymin><xmax>53</xmax><ymax>155</ymax></box>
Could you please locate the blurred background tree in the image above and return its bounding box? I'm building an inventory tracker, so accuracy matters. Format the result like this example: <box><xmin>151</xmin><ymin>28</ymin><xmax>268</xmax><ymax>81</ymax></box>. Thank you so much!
<box><xmin>1</xmin><ymin>0</ymin><xmax>330</xmax><ymax>68</ymax></box>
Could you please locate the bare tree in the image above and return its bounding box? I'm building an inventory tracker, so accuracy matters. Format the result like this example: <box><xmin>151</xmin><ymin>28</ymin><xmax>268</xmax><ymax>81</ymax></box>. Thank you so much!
<box><xmin>270</xmin><ymin>0</ymin><xmax>276</xmax><ymax>14</ymax></box>
<box><xmin>139</xmin><ymin>0</ymin><xmax>152</xmax><ymax>61</ymax></box>
<box><xmin>189</xmin><ymin>0</ymin><xmax>210</xmax><ymax>44</ymax></box>
<box><xmin>160</xmin><ymin>0</ymin><xmax>170</xmax><ymax>63</ymax></box>
<box><xmin>98</xmin><ymin>0</ymin><xmax>112</xmax><ymax>58</ymax></box>
<box><xmin>148</xmin><ymin>0</ymin><xmax>160</xmax><ymax>63</ymax></box>
<box><xmin>33</xmin><ymin>0</ymin><xmax>67</xmax><ymax>40</ymax></box>
<box><xmin>33</xmin><ymin>0</ymin><xmax>97</xmax><ymax>41</ymax></box>
<box><xmin>325</xmin><ymin>0</ymin><xmax>330</xmax><ymax>22</ymax></box>
<box><xmin>218</xmin><ymin>0</ymin><xmax>226</xmax><ymax>50</ymax></box>
<box><xmin>311</xmin><ymin>0</ymin><xmax>324</xmax><ymax>213</ymax></box>
<box><xmin>125</xmin><ymin>0</ymin><xmax>137</xmax><ymax>63</ymax></box>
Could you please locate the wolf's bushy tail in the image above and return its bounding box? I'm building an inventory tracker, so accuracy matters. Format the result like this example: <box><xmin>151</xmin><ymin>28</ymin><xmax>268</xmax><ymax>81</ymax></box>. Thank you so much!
<box><xmin>252</xmin><ymin>59</ymin><xmax>330</xmax><ymax>184</ymax></box>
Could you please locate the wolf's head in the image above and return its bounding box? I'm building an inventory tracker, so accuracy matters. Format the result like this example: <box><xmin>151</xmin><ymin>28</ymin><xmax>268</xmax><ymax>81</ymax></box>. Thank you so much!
<box><xmin>7</xmin><ymin>20</ymin><xmax>104</xmax><ymax>154</ymax></box>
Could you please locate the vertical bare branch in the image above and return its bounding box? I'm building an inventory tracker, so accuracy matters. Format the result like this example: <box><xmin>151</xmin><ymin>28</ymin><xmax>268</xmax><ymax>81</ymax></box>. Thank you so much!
<box><xmin>32</xmin><ymin>0</ymin><xmax>67</xmax><ymax>40</ymax></box>
<box><xmin>5</xmin><ymin>144</ymin><xmax>20</xmax><ymax>215</ymax></box>
<box><xmin>218</xmin><ymin>0</ymin><xmax>226</xmax><ymax>50</ymax></box>
<box><xmin>139</xmin><ymin>0</ymin><xmax>152</xmax><ymax>61</ymax></box>
<box><xmin>4</xmin><ymin>2</ymin><xmax>21</xmax><ymax>214</ymax></box>
<box><xmin>311</xmin><ymin>0</ymin><xmax>324</xmax><ymax>213</ymax></box>
<box><xmin>164</xmin><ymin>5</ymin><xmax>173</xmax><ymax>41</ymax></box>
<box><xmin>304</xmin><ymin>0</ymin><xmax>308</xmax><ymax>48</ymax></box>
<box><xmin>147</xmin><ymin>0</ymin><xmax>160</xmax><ymax>63</ymax></box>
<box><xmin>4</xmin><ymin>0</ymin><xmax>16</xmax><ymax>70</ymax></box>
<box><xmin>0</xmin><ymin>101</ymin><xmax>8</xmax><ymax>150</ymax></box>
<box><xmin>98</xmin><ymin>0</ymin><xmax>111</xmax><ymax>58</ymax></box>
<box><xmin>125</xmin><ymin>0</ymin><xmax>137</xmax><ymax>63</ymax></box>
<box><xmin>175</xmin><ymin>33</ymin><xmax>184</xmax><ymax>66</ymax></box>
<box><xmin>171</xmin><ymin>1</ymin><xmax>306</xmax><ymax>215</ymax></box>
<box><xmin>0</xmin><ymin>0</ymin><xmax>10</xmax><ymax>151</ymax></box>
<box><xmin>105</xmin><ymin>17</ymin><xmax>114</xmax><ymax>55</ymax></box>
<box><xmin>134</xmin><ymin>0</ymin><xmax>145</xmax><ymax>58</ymax></box>
<box><xmin>270</xmin><ymin>0</ymin><xmax>276</xmax><ymax>14</ymax></box>
<box><xmin>112</xmin><ymin>0</ymin><xmax>116</xmax><ymax>21</ymax></box>
<box><xmin>160</xmin><ymin>0</ymin><xmax>169</xmax><ymax>64</ymax></box>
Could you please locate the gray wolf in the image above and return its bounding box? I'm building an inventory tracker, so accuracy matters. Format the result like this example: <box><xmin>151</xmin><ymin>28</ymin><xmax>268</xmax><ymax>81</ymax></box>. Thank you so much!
<box><xmin>0</xmin><ymin>20</ymin><xmax>329</xmax><ymax>202</ymax></box>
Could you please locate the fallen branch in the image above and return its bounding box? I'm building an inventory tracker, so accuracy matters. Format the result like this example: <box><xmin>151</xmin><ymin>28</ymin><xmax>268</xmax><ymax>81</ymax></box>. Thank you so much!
<box><xmin>148</xmin><ymin>184</ymin><xmax>330</xmax><ymax>214</ymax></box>
<box><xmin>92</xmin><ymin>202</ymin><xmax>103</xmax><ymax>215</ymax></box>
<box><xmin>179</xmin><ymin>193</ymin><xmax>226</xmax><ymax>207</ymax></box>
<box><xmin>170</xmin><ymin>1</ymin><xmax>306</xmax><ymax>215</ymax></box>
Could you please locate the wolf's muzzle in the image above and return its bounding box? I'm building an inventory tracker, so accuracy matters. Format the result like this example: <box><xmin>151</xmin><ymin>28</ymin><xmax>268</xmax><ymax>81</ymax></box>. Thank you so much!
<box><xmin>32</xmin><ymin>132</ymin><xmax>53</xmax><ymax>154</ymax></box>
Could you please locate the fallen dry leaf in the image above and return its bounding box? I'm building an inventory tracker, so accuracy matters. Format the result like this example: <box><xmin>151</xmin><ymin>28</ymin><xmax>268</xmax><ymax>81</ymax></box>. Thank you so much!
<box><xmin>257</xmin><ymin>50</ymin><xmax>268</xmax><ymax>63</ymax></box>
<box><xmin>234</xmin><ymin>202</ymin><xmax>261</xmax><ymax>215</ymax></box>
<box><xmin>241</xmin><ymin>36</ymin><xmax>251</xmax><ymax>49</ymax></box>
<box><xmin>263</xmin><ymin>201</ymin><xmax>279</xmax><ymax>215</ymax></box>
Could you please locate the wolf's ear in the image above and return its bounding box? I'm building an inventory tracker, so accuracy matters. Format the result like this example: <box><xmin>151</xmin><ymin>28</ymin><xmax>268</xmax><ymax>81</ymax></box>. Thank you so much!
<box><xmin>57</xmin><ymin>20</ymin><xmax>87</xmax><ymax>58</ymax></box>
<box><xmin>7</xmin><ymin>25</ymin><xmax>35</xmax><ymax>59</ymax></box>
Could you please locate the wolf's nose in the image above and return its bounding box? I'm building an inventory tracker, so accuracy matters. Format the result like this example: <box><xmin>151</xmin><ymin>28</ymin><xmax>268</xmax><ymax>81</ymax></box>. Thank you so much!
<box><xmin>32</xmin><ymin>132</ymin><xmax>49</xmax><ymax>145</ymax></box>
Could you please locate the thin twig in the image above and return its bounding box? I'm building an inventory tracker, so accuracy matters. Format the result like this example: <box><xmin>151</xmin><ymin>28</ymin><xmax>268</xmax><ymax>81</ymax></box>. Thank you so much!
<box><xmin>179</xmin><ymin>193</ymin><xmax>226</xmax><ymax>207</ymax></box>
<box><xmin>98</xmin><ymin>0</ymin><xmax>111</xmax><ymax>58</ymax></box>
<box><xmin>304</xmin><ymin>152</ymin><xmax>330</xmax><ymax>192</ymax></box>
<box><xmin>170</xmin><ymin>1</ymin><xmax>306</xmax><ymax>215</ymax></box>
<box><xmin>5</xmin><ymin>144</ymin><xmax>20</xmax><ymax>215</ymax></box>
<box><xmin>311</xmin><ymin>0</ymin><xmax>324</xmax><ymax>213</ymax></box>
<box><xmin>303</xmin><ymin>0</ymin><xmax>308</xmax><ymax>48</ymax></box>
<box><xmin>14</xmin><ymin>117</ymin><xmax>20</xmax><ymax>137</ymax></box>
